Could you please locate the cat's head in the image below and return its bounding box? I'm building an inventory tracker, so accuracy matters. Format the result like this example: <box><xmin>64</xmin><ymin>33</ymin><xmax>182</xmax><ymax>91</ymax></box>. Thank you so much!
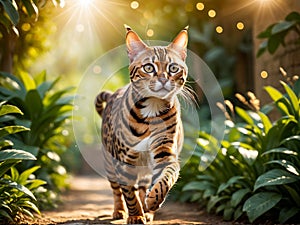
<box><xmin>125</xmin><ymin>25</ymin><xmax>188</xmax><ymax>101</ymax></box>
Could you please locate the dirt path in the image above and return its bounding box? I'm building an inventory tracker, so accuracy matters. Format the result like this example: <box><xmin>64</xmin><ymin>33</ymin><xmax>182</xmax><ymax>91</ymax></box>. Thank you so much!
<box><xmin>33</xmin><ymin>176</ymin><xmax>230</xmax><ymax>224</ymax></box>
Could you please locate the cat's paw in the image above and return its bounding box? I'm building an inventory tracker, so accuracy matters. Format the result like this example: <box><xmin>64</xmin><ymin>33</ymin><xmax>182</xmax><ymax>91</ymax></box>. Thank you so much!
<box><xmin>127</xmin><ymin>215</ymin><xmax>146</xmax><ymax>224</ymax></box>
<box><xmin>145</xmin><ymin>183</ymin><xmax>165</xmax><ymax>211</ymax></box>
<box><xmin>112</xmin><ymin>210</ymin><xmax>126</xmax><ymax>219</ymax></box>
<box><xmin>145</xmin><ymin>212</ymin><xmax>155</xmax><ymax>222</ymax></box>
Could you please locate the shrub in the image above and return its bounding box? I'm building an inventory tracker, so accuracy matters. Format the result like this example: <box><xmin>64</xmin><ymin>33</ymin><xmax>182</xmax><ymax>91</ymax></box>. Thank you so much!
<box><xmin>181</xmin><ymin>79</ymin><xmax>300</xmax><ymax>223</ymax></box>
<box><xmin>0</xmin><ymin>71</ymin><xmax>74</xmax><ymax>209</ymax></box>
<box><xmin>0</xmin><ymin>102</ymin><xmax>46</xmax><ymax>223</ymax></box>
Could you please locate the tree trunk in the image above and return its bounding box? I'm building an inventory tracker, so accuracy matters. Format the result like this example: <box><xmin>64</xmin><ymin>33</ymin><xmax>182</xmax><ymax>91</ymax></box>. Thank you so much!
<box><xmin>0</xmin><ymin>31</ymin><xmax>17</xmax><ymax>74</ymax></box>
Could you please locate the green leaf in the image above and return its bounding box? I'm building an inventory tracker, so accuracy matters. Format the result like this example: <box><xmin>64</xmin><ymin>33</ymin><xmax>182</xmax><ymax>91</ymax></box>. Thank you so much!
<box><xmin>182</xmin><ymin>181</ymin><xmax>214</xmax><ymax>191</ymax></box>
<box><xmin>0</xmin><ymin>209</ymin><xmax>13</xmax><ymax>222</ymax></box>
<box><xmin>285</xmin><ymin>11</ymin><xmax>300</xmax><ymax>22</ymax></box>
<box><xmin>0</xmin><ymin>125</ymin><xmax>29</xmax><ymax>138</ymax></box>
<box><xmin>256</xmin><ymin>41</ymin><xmax>267</xmax><ymax>57</ymax></box>
<box><xmin>261</xmin><ymin>147</ymin><xmax>298</xmax><ymax>157</ymax></box>
<box><xmin>243</xmin><ymin>192</ymin><xmax>282</xmax><ymax>223</ymax></box>
<box><xmin>22</xmin><ymin>200</ymin><xmax>40</xmax><ymax>214</ymax></box>
<box><xmin>217</xmin><ymin>176</ymin><xmax>244</xmax><ymax>194</ymax></box>
<box><xmin>0</xmin><ymin>104</ymin><xmax>23</xmax><ymax>116</ymax></box>
<box><xmin>271</xmin><ymin>21</ymin><xmax>295</xmax><ymax>34</ymax></box>
<box><xmin>0</xmin><ymin>0</ymin><xmax>19</xmax><ymax>25</ymax></box>
<box><xmin>266</xmin><ymin>160</ymin><xmax>300</xmax><ymax>176</ymax></box>
<box><xmin>267</xmin><ymin>34</ymin><xmax>283</xmax><ymax>54</ymax></box>
<box><xmin>0</xmin><ymin>179</ymin><xmax>37</xmax><ymax>200</ymax></box>
<box><xmin>254</xmin><ymin>169</ymin><xmax>299</xmax><ymax>191</ymax></box>
<box><xmin>25</xmin><ymin>90</ymin><xmax>43</xmax><ymax>120</ymax></box>
<box><xmin>279</xmin><ymin>207</ymin><xmax>300</xmax><ymax>223</ymax></box>
<box><xmin>230</xmin><ymin>188</ymin><xmax>251</xmax><ymax>207</ymax></box>
<box><xmin>257</xmin><ymin>24</ymin><xmax>274</xmax><ymax>38</ymax></box>
<box><xmin>207</xmin><ymin>195</ymin><xmax>230</xmax><ymax>213</ymax></box>
<box><xmin>0</xmin><ymin>149</ymin><xmax>36</xmax><ymax>161</ymax></box>
<box><xmin>257</xmin><ymin>112</ymin><xmax>272</xmax><ymax>133</ymax></box>
<box><xmin>19</xmin><ymin>72</ymin><xmax>36</xmax><ymax>91</ymax></box>
<box><xmin>21</xmin><ymin>0</ymin><xmax>39</xmax><ymax>19</ymax></box>
<box><xmin>280</xmin><ymin>81</ymin><xmax>299</xmax><ymax>113</ymax></box>
<box><xmin>18</xmin><ymin>165</ymin><xmax>40</xmax><ymax>184</ymax></box>
<box><xmin>27</xmin><ymin>179</ymin><xmax>47</xmax><ymax>189</ymax></box>
<box><xmin>235</xmin><ymin>107</ymin><xmax>254</xmax><ymax>125</ymax></box>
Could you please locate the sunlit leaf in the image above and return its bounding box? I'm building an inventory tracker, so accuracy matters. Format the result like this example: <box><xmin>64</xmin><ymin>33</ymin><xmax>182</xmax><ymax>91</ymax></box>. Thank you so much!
<box><xmin>254</xmin><ymin>169</ymin><xmax>299</xmax><ymax>191</ymax></box>
<box><xmin>0</xmin><ymin>125</ymin><xmax>29</xmax><ymax>139</ymax></box>
<box><xmin>0</xmin><ymin>149</ymin><xmax>36</xmax><ymax>161</ymax></box>
<box><xmin>261</xmin><ymin>147</ymin><xmax>298</xmax><ymax>157</ymax></box>
<box><xmin>243</xmin><ymin>192</ymin><xmax>282</xmax><ymax>223</ymax></box>
<box><xmin>266</xmin><ymin>160</ymin><xmax>300</xmax><ymax>176</ymax></box>
<box><xmin>280</xmin><ymin>81</ymin><xmax>299</xmax><ymax>113</ymax></box>
<box><xmin>0</xmin><ymin>104</ymin><xmax>23</xmax><ymax>116</ymax></box>
<box><xmin>0</xmin><ymin>179</ymin><xmax>37</xmax><ymax>200</ymax></box>
<box><xmin>235</xmin><ymin>107</ymin><xmax>253</xmax><ymax>125</ymax></box>
<box><xmin>264</xmin><ymin>86</ymin><xmax>283</xmax><ymax>102</ymax></box>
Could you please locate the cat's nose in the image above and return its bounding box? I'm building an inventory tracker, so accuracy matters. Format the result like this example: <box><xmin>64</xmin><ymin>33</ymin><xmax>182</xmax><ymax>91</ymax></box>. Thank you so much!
<box><xmin>158</xmin><ymin>77</ymin><xmax>168</xmax><ymax>85</ymax></box>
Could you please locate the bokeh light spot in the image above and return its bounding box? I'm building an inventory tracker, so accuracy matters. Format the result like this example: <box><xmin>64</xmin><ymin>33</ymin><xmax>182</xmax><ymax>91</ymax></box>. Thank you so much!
<box><xmin>260</xmin><ymin>70</ymin><xmax>268</xmax><ymax>79</ymax></box>
<box><xmin>196</xmin><ymin>2</ymin><xmax>204</xmax><ymax>11</ymax></box>
<box><xmin>236</xmin><ymin>22</ymin><xmax>245</xmax><ymax>30</ymax></box>
<box><xmin>208</xmin><ymin>9</ymin><xmax>216</xmax><ymax>18</ymax></box>
<box><xmin>146</xmin><ymin>29</ymin><xmax>154</xmax><ymax>37</ymax></box>
<box><xmin>216</xmin><ymin>26</ymin><xmax>223</xmax><ymax>34</ymax></box>
<box><xmin>21</xmin><ymin>23</ymin><xmax>31</xmax><ymax>32</ymax></box>
<box><xmin>130</xmin><ymin>1</ymin><xmax>139</xmax><ymax>9</ymax></box>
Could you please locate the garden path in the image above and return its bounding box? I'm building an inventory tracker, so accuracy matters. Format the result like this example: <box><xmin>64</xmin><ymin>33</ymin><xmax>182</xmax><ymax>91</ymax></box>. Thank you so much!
<box><xmin>32</xmin><ymin>176</ymin><xmax>230</xmax><ymax>225</ymax></box>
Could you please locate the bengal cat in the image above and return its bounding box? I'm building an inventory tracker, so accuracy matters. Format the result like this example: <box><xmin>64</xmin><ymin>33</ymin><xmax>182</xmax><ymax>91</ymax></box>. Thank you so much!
<box><xmin>95</xmin><ymin>25</ymin><xmax>189</xmax><ymax>224</ymax></box>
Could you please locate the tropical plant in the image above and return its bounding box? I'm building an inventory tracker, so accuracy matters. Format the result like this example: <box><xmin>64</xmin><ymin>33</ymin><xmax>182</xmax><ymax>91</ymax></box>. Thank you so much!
<box><xmin>181</xmin><ymin>78</ymin><xmax>300</xmax><ymax>223</ymax></box>
<box><xmin>0</xmin><ymin>71</ymin><xmax>73</xmax><ymax>209</ymax></box>
<box><xmin>0</xmin><ymin>102</ymin><xmax>46</xmax><ymax>223</ymax></box>
<box><xmin>257</xmin><ymin>11</ymin><xmax>300</xmax><ymax>57</ymax></box>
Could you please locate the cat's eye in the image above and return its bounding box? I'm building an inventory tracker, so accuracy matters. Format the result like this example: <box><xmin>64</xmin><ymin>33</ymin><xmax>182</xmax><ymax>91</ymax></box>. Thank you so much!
<box><xmin>143</xmin><ymin>63</ymin><xmax>155</xmax><ymax>73</ymax></box>
<box><xmin>169</xmin><ymin>63</ymin><xmax>180</xmax><ymax>74</ymax></box>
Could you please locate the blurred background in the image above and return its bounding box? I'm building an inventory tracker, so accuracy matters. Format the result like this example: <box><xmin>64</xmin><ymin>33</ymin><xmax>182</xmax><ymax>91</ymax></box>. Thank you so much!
<box><xmin>1</xmin><ymin>0</ymin><xmax>300</xmax><ymax>223</ymax></box>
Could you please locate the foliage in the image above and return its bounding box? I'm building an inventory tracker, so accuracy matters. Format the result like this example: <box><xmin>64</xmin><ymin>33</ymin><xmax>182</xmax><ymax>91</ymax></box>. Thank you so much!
<box><xmin>0</xmin><ymin>102</ymin><xmax>46</xmax><ymax>223</ymax></box>
<box><xmin>0</xmin><ymin>0</ymin><xmax>64</xmax><ymax>73</ymax></box>
<box><xmin>180</xmin><ymin>79</ymin><xmax>300</xmax><ymax>223</ymax></box>
<box><xmin>0</xmin><ymin>71</ymin><xmax>73</xmax><ymax>209</ymax></box>
<box><xmin>257</xmin><ymin>11</ymin><xmax>300</xmax><ymax>57</ymax></box>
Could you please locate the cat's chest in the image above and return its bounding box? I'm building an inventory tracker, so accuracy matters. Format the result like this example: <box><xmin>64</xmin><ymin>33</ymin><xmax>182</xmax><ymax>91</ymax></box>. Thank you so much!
<box><xmin>140</xmin><ymin>98</ymin><xmax>169</xmax><ymax>118</ymax></box>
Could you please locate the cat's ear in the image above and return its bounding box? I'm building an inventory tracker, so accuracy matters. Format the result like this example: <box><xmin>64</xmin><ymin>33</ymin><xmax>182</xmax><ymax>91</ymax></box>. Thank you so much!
<box><xmin>125</xmin><ymin>25</ymin><xmax>148</xmax><ymax>62</ymax></box>
<box><xmin>168</xmin><ymin>26</ymin><xmax>188</xmax><ymax>60</ymax></box>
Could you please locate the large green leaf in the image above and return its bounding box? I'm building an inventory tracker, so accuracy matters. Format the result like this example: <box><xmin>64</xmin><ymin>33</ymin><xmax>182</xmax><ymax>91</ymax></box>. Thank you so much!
<box><xmin>243</xmin><ymin>192</ymin><xmax>282</xmax><ymax>223</ymax></box>
<box><xmin>182</xmin><ymin>180</ymin><xmax>214</xmax><ymax>192</ymax></box>
<box><xmin>0</xmin><ymin>125</ymin><xmax>29</xmax><ymax>138</ymax></box>
<box><xmin>230</xmin><ymin>188</ymin><xmax>251</xmax><ymax>207</ymax></box>
<box><xmin>0</xmin><ymin>104</ymin><xmax>23</xmax><ymax>116</ymax></box>
<box><xmin>254</xmin><ymin>169</ymin><xmax>299</xmax><ymax>191</ymax></box>
<box><xmin>207</xmin><ymin>195</ymin><xmax>229</xmax><ymax>213</ymax></box>
<box><xmin>0</xmin><ymin>149</ymin><xmax>36</xmax><ymax>161</ymax></box>
<box><xmin>0</xmin><ymin>0</ymin><xmax>19</xmax><ymax>25</ymax></box>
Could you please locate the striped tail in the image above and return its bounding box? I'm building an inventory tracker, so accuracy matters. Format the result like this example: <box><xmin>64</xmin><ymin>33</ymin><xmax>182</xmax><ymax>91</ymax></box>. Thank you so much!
<box><xmin>95</xmin><ymin>91</ymin><xmax>112</xmax><ymax>117</ymax></box>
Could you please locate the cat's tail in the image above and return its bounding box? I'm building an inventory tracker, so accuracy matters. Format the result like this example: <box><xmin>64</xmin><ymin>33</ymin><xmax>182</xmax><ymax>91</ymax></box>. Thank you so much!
<box><xmin>95</xmin><ymin>91</ymin><xmax>113</xmax><ymax>117</ymax></box>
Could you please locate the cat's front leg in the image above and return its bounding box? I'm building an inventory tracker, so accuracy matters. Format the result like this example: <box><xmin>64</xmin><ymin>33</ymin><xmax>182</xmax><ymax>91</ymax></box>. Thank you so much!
<box><xmin>146</xmin><ymin>160</ymin><xmax>180</xmax><ymax>211</ymax></box>
<box><xmin>121</xmin><ymin>185</ymin><xmax>146</xmax><ymax>224</ymax></box>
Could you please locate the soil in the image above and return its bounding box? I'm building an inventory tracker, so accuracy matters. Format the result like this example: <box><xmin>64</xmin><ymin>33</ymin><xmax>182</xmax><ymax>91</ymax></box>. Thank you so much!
<box><xmin>31</xmin><ymin>176</ymin><xmax>231</xmax><ymax>225</ymax></box>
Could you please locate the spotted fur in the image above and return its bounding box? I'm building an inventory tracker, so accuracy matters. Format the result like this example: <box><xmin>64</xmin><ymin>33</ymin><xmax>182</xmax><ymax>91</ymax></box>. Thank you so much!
<box><xmin>95</xmin><ymin>25</ymin><xmax>188</xmax><ymax>224</ymax></box>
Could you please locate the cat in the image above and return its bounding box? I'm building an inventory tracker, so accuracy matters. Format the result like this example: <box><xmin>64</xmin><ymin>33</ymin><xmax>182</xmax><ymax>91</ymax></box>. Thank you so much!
<box><xmin>95</xmin><ymin>25</ymin><xmax>188</xmax><ymax>224</ymax></box>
